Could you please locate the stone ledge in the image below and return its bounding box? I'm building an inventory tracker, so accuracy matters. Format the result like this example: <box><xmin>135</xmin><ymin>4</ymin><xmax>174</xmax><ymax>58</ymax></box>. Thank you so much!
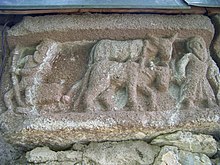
<box><xmin>1</xmin><ymin>107</ymin><xmax>219</xmax><ymax>149</ymax></box>
<box><xmin>7</xmin><ymin>14</ymin><xmax>214</xmax><ymax>48</ymax></box>
<box><xmin>17</xmin><ymin>131</ymin><xmax>219</xmax><ymax>165</ymax></box>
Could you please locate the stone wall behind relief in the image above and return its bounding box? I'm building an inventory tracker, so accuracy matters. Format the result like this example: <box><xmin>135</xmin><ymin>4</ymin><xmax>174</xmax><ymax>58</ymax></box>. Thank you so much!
<box><xmin>0</xmin><ymin>14</ymin><xmax>220</xmax><ymax>164</ymax></box>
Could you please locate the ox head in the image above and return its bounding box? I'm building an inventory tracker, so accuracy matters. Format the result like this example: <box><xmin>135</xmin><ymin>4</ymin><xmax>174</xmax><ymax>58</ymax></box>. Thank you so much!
<box><xmin>147</xmin><ymin>33</ymin><xmax>178</xmax><ymax>64</ymax></box>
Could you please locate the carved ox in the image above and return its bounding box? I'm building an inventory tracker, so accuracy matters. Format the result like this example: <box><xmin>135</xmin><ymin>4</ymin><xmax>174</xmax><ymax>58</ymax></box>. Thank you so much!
<box><xmin>63</xmin><ymin>34</ymin><xmax>177</xmax><ymax>112</ymax></box>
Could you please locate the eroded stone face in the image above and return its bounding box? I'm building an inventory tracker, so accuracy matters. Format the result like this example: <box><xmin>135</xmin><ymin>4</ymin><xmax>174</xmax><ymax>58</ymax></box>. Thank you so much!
<box><xmin>0</xmin><ymin>14</ymin><xmax>219</xmax><ymax>149</ymax></box>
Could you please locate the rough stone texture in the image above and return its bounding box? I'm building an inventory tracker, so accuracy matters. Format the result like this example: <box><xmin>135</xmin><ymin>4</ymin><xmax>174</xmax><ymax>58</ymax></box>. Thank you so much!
<box><xmin>20</xmin><ymin>135</ymin><xmax>218</xmax><ymax>165</ymax></box>
<box><xmin>27</xmin><ymin>162</ymin><xmax>77</xmax><ymax>165</ymax></box>
<box><xmin>153</xmin><ymin>146</ymin><xmax>212</xmax><ymax>165</ymax></box>
<box><xmin>0</xmin><ymin>13</ymin><xmax>219</xmax><ymax>164</ymax></box>
<box><xmin>0</xmin><ymin>26</ymin><xmax>2</xmax><ymax>59</ymax></box>
<box><xmin>57</xmin><ymin>151</ymin><xmax>82</xmax><ymax>162</ymax></box>
<box><xmin>7</xmin><ymin>14</ymin><xmax>214</xmax><ymax>48</ymax></box>
<box><xmin>0</xmin><ymin>25</ymin><xmax>10</xmax><ymax>114</ymax></box>
<box><xmin>72</xmin><ymin>143</ymin><xmax>88</xmax><ymax>152</ymax></box>
<box><xmin>211</xmin><ymin>14</ymin><xmax>220</xmax><ymax>65</ymax></box>
<box><xmin>151</xmin><ymin>131</ymin><xmax>218</xmax><ymax>157</ymax></box>
<box><xmin>0</xmin><ymin>14</ymin><xmax>219</xmax><ymax>151</ymax></box>
<box><xmin>24</xmin><ymin>141</ymin><xmax>159</xmax><ymax>165</ymax></box>
<box><xmin>1</xmin><ymin>108</ymin><xmax>220</xmax><ymax>149</ymax></box>
<box><xmin>1</xmin><ymin>36</ymin><xmax>220</xmax><ymax>149</ymax></box>
<box><xmin>0</xmin><ymin>134</ymin><xmax>19</xmax><ymax>164</ymax></box>
<box><xmin>83</xmin><ymin>141</ymin><xmax>160</xmax><ymax>165</ymax></box>
<box><xmin>26</xmin><ymin>147</ymin><xmax>58</xmax><ymax>163</ymax></box>
<box><xmin>26</xmin><ymin>147</ymin><xmax>83</xmax><ymax>164</ymax></box>
<box><xmin>0</xmin><ymin>25</ymin><xmax>3</xmax><ymax>114</ymax></box>
<box><xmin>212</xmin><ymin>158</ymin><xmax>220</xmax><ymax>165</ymax></box>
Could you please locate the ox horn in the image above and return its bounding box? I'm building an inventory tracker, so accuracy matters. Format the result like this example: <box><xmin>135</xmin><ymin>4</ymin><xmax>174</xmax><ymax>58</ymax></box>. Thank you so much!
<box><xmin>146</xmin><ymin>34</ymin><xmax>159</xmax><ymax>45</ymax></box>
<box><xmin>170</xmin><ymin>33</ymin><xmax>178</xmax><ymax>43</ymax></box>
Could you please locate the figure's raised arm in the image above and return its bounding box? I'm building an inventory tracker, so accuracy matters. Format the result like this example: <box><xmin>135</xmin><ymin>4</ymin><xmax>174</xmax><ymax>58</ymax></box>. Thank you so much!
<box><xmin>177</xmin><ymin>53</ymin><xmax>192</xmax><ymax>79</ymax></box>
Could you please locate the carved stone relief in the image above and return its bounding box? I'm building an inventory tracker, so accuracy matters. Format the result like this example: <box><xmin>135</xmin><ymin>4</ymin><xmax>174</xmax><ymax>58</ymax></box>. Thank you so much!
<box><xmin>4</xmin><ymin>39</ymin><xmax>95</xmax><ymax>115</ymax></box>
<box><xmin>4</xmin><ymin>35</ymin><xmax>219</xmax><ymax>115</ymax></box>
<box><xmin>175</xmin><ymin>36</ymin><xmax>219</xmax><ymax>109</ymax></box>
<box><xmin>0</xmin><ymin>14</ymin><xmax>219</xmax><ymax>149</ymax></box>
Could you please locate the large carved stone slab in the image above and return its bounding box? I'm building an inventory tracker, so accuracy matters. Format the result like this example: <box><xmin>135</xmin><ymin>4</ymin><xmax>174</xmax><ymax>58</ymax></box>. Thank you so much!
<box><xmin>0</xmin><ymin>14</ymin><xmax>220</xmax><ymax>149</ymax></box>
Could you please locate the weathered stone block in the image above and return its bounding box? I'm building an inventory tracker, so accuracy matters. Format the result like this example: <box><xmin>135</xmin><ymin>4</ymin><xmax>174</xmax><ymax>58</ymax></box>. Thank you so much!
<box><xmin>7</xmin><ymin>14</ymin><xmax>214</xmax><ymax>48</ymax></box>
<box><xmin>0</xmin><ymin>25</ymin><xmax>10</xmax><ymax>113</ymax></box>
<box><xmin>26</xmin><ymin>147</ymin><xmax>83</xmax><ymax>164</ymax></box>
<box><xmin>21</xmin><ymin>135</ymin><xmax>218</xmax><ymax>165</ymax></box>
<box><xmin>0</xmin><ymin>14</ymin><xmax>219</xmax><ymax>150</ymax></box>
<box><xmin>153</xmin><ymin>146</ymin><xmax>212</xmax><ymax>165</ymax></box>
<box><xmin>0</xmin><ymin>135</ymin><xmax>18</xmax><ymax>164</ymax></box>
<box><xmin>26</xmin><ymin>147</ymin><xmax>58</xmax><ymax>163</ymax></box>
<box><xmin>83</xmin><ymin>141</ymin><xmax>160</xmax><ymax>165</ymax></box>
<box><xmin>57</xmin><ymin>151</ymin><xmax>82</xmax><ymax>162</ymax></box>
<box><xmin>24</xmin><ymin>141</ymin><xmax>159</xmax><ymax>165</ymax></box>
<box><xmin>151</xmin><ymin>131</ymin><xmax>218</xmax><ymax>157</ymax></box>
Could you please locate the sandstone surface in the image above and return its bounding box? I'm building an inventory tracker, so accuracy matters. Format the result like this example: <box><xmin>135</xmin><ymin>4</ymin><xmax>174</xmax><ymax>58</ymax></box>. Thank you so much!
<box><xmin>0</xmin><ymin>14</ymin><xmax>219</xmax><ymax>163</ymax></box>
<box><xmin>7</xmin><ymin>14</ymin><xmax>214</xmax><ymax>48</ymax></box>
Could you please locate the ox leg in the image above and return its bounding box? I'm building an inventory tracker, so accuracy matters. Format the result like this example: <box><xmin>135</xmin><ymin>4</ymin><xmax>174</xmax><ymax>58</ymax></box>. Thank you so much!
<box><xmin>84</xmin><ymin>88</ymin><xmax>101</xmax><ymax>112</ymax></box>
<box><xmin>127</xmin><ymin>62</ymin><xmax>139</xmax><ymax>111</ymax></box>
<box><xmin>84</xmin><ymin>79</ymin><xmax>110</xmax><ymax>112</ymax></box>
<box><xmin>139</xmin><ymin>84</ymin><xmax>157</xmax><ymax>111</ymax></box>
<box><xmin>148</xmin><ymin>89</ymin><xmax>157</xmax><ymax>111</ymax></box>
<box><xmin>98</xmin><ymin>86</ymin><xmax>116</xmax><ymax>111</ymax></box>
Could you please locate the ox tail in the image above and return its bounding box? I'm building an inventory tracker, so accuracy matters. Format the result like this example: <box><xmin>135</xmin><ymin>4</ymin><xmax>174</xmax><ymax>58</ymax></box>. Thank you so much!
<box><xmin>73</xmin><ymin>64</ymin><xmax>94</xmax><ymax>112</ymax></box>
<box><xmin>72</xmin><ymin>42</ymin><xmax>98</xmax><ymax>111</ymax></box>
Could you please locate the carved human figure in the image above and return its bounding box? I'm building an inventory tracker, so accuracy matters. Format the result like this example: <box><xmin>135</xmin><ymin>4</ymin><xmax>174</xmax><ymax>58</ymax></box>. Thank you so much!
<box><xmin>63</xmin><ymin>34</ymin><xmax>177</xmax><ymax>112</ymax></box>
<box><xmin>4</xmin><ymin>39</ymin><xmax>62</xmax><ymax>113</ymax></box>
<box><xmin>177</xmin><ymin>36</ymin><xmax>217</xmax><ymax>108</ymax></box>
